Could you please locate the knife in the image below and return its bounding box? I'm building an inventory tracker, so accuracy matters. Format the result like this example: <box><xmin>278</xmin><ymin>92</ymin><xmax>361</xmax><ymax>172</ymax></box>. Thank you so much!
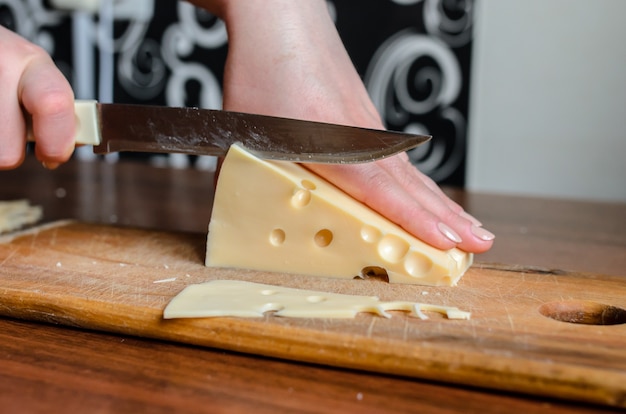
<box><xmin>59</xmin><ymin>101</ymin><xmax>430</xmax><ymax>164</ymax></box>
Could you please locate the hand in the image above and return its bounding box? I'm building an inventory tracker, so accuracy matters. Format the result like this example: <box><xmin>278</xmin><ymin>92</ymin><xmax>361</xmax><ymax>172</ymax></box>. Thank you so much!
<box><xmin>199</xmin><ymin>0</ymin><xmax>495</xmax><ymax>253</ymax></box>
<box><xmin>0</xmin><ymin>26</ymin><xmax>75</xmax><ymax>170</ymax></box>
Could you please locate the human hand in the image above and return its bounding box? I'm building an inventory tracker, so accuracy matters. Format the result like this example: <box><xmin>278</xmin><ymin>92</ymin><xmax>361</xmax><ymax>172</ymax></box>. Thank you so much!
<box><xmin>0</xmin><ymin>26</ymin><xmax>75</xmax><ymax>170</ymax></box>
<box><xmin>193</xmin><ymin>0</ymin><xmax>495</xmax><ymax>253</ymax></box>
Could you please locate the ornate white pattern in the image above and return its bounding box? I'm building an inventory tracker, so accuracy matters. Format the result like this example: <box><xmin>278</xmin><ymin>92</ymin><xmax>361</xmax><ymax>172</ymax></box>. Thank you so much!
<box><xmin>360</xmin><ymin>0</ymin><xmax>474</xmax><ymax>182</ymax></box>
<box><xmin>160</xmin><ymin>2</ymin><xmax>225</xmax><ymax>109</ymax></box>
<box><xmin>2</xmin><ymin>1</ymin><xmax>472</xmax><ymax>181</ymax></box>
<box><xmin>367</xmin><ymin>33</ymin><xmax>461</xmax><ymax>116</ymax></box>
<box><xmin>423</xmin><ymin>0</ymin><xmax>473</xmax><ymax>48</ymax></box>
<box><xmin>0</xmin><ymin>0</ymin><xmax>63</xmax><ymax>53</ymax></box>
<box><xmin>365</xmin><ymin>31</ymin><xmax>464</xmax><ymax>181</ymax></box>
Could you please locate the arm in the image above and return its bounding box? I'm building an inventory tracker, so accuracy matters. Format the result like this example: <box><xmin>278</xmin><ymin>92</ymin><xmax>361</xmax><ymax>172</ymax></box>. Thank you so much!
<box><xmin>192</xmin><ymin>0</ymin><xmax>494</xmax><ymax>253</ymax></box>
<box><xmin>0</xmin><ymin>26</ymin><xmax>75</xmax><ymax>170</ymax></box>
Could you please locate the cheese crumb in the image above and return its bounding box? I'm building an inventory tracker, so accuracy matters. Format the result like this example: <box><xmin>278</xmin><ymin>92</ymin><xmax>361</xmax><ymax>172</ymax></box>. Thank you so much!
<box><xmin>153</xmin><ymin>277</ymin><xmax>177</xmax><ymax>284</ymax></box>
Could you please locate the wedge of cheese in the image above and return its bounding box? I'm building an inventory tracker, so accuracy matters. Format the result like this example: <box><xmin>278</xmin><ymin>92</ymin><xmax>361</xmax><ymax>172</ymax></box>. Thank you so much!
<box><xmin>205</xmin><ymin>144</ymin><xmax>472</xmax><ymax>286</ymax></box>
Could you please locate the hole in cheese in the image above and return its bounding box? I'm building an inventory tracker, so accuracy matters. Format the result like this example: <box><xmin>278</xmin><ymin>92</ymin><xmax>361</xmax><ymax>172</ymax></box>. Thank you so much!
<box><xmin>360</xmin><ymin>267</ymin><xmax>390</xmax><ymax>283</ymax></box>
<box><xmin>404</xmin><ymin>251</ymin><xmax>434</xmax><ymax>277</ymax></box>
<box><xmin>306</xmin><ymin>295</ymin><xmax>327</xmax><ymax>303</ymax></box>
<box><xmin>360</xmin><ymin>224</ymin><xmax>382</xmax><ymax>243</ymax></box>
<box><xmin>260</xmin><ymin>302</ymin><xmax>284</xmax><ymax>313</ymax></box>
<box><xmin>291</xmin><ymin>188</ymin><xmax>311</xmax><ymax>208</ymax></box>
<box><xmin>301</xmin><ymin>180</ymin><xmax>316</xmax><ymax>190</ymax></box>
<box><xmin>314</xmin><ymin>229</ymin><xmax>333</xmax><ymax>247</ymax></box>
<box><xmin>377</xmin><ymin>234</ymin><xmax>410</xmax><ymax>263</ymax></box>
<box><xmin>261</xmin><ymin>289</ymin><xmax>277</xmax><ymax>296</ymax></box>
<box><xmin>269</xmin><ymin>228</ymin><xmax>286</xmax><ymax>246</ymax></box>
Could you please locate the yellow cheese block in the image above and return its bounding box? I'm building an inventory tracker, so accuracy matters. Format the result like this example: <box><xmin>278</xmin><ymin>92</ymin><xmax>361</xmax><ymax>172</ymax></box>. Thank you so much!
<box><xmin>205</xmin><ymin>145</ymin><xmax>472</xmax><ymax>286</ymax></box>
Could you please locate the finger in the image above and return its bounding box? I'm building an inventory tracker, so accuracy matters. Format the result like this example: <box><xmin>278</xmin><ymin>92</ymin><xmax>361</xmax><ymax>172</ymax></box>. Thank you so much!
<box><xmin>0</xmin><ymin>40</ymin><xmax>27</xmax><ymax>169</ymax></box>
<box><xmin>414</xmin><ymin>174</ymin><xmax>482</xmax><ymax>227</ymax></box>
<box><xmin>306</xmin><ymin>162</ymin><xmax>460</xmax><ymax>251</ymax></box>
<box><xmin>19</xmin><ymin>55</ymin><xmax>75</xmax><ymax>167</ymax></box>
<box><xmin>378</xmin><ymin>155</ymin><xmax>495</xmax><ymax>252</ymax></box>
<box><xmin>378</xmin><ymin>154</ymin><xmax>464</xmax><ymax>215</ymax></box>
<box><xmin>0</xmin><ymin>84</ymin><xmax>27</xmax><ymax>169</ymax></box>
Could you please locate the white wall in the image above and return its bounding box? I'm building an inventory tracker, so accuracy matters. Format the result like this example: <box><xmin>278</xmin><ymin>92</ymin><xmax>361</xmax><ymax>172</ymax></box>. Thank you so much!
<box><xmin>467</xmin><ymin>0</ymin><xmax>626</xmax><ymax>202</ymax></box>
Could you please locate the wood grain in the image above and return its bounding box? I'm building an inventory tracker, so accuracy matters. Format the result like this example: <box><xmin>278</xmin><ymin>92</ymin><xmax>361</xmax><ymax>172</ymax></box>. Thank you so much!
<box><xmin>5</xmin><ymin>317</ymin><xmax>621</xmax><ymax>414</ymax></box>
<box><xmin>1</xmin><ymin>221</ymin><xmax>624</xmax><ymax>408</ymax></box>
<box><xmin>2</xmin><ymin>156</ymin><xmax>625</xmax><ymax>413</ymax></box>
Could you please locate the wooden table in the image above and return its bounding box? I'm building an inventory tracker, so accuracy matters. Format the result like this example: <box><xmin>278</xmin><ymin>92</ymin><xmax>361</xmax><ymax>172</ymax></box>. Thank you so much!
<box><xmin>1</xmin><ymin>155</ymin><xmax>624</xmax><ymax>413</ymax></box>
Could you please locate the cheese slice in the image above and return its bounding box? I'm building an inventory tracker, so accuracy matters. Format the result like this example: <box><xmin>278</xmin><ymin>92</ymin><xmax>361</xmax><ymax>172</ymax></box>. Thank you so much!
<box><xmin>205</xmin><ymin>144</ymin><xmax>472</xmax><ymax>286</ymax></box>
<box><xmin>163</xmin><ymin>280</ymin><xmax>470</xmax><ymax>320</ymax></box>
<box><xmin>0</xmin><ymin>200</ymin><xmax>43</xmax><ymax>234</ymax></box>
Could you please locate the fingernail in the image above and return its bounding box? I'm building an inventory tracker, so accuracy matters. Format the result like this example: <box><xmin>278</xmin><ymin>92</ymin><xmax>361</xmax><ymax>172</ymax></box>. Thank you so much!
<box><xmin>471</xmin><ymin>225</ymin><xmax>495</xmax><ymax>241</ymax></box>
<box><xmin>460</xmin><ymin>210</ymin><xmax>482</xmax><ymax>227</ymax></box>
<box><xmin>437</xmin><ymin>222</ymin><xmax>462</xmax><ymax>243</ymax></box>
<box><xmin>41</xmin><ymin>161</ymin><xmax>60</xmax><ymax>170</ymax></box>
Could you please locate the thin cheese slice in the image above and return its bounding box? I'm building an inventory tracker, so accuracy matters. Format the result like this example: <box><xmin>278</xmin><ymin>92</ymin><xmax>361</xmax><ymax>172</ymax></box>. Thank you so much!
<box><xmin>163</xmin><ymin>280</ymin><xmax>470</xmax><ymax>320</ymax></box>
<box><xmin>0</xmin><ymin>200</ymin><xmax>43</xmax><ymax>234</ymax></box>
<box><xmin>206</xmin><ymin>144</ymin><xmax>472</xmax><ymax>286</ymax></box>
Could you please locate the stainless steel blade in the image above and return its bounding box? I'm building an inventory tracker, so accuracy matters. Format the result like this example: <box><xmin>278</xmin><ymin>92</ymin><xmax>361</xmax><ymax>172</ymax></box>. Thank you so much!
<box><xmin>93</xmin><ymin>103</ymin><xmax>430</xmax><ymax>164</ymax></box>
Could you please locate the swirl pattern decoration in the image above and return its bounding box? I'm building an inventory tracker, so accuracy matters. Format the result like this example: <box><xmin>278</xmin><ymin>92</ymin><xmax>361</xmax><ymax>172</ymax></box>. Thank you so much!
<box><xmin>2</xmin><ymin>0</ymin><xmax>473</xmax><ymax>184</ymax></box>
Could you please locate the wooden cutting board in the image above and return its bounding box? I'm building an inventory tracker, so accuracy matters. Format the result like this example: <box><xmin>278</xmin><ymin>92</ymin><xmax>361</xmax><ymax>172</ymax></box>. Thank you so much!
<box><xmin>0</xmin><ymin>221</ymin><xmax>624</xmax><ymax>408</ymax></box>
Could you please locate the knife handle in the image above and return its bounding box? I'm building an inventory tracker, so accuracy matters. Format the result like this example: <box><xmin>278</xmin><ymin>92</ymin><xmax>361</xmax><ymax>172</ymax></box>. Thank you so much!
<box><xmin>26</xmin><ymin>100</ymin><xmax>101</xmax><ymax>146</ymax></box>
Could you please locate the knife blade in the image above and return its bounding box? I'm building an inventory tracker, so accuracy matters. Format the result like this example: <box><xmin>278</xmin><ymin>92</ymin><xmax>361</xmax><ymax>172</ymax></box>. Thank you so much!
<box><xmin>69</xmin><ymin>101</ymin><xmax>429</xmax><ymax>164</ymax></box>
